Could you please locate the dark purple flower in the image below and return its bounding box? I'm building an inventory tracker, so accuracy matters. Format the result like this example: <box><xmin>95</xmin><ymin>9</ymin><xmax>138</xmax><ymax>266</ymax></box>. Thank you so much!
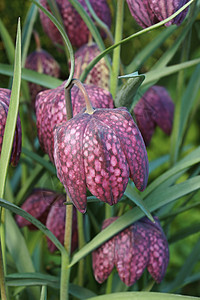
<box><xmin>35</xmin><ymin>82</ymin><xmax>114</xmax><ymax>163</ymax></box>
<box><xmin>69</xmin><ymin>43</ymin><xmax>110</xmax><ymax>91</ymax></box>
<box><xmin>0</xmin><ymin>88</ymin><xmax>21</xmax><ymax>166</ymax></box>
<box><xmin>54</xmin><ymin>107</ymin><xmax>149</xmax><ymax>213</ymax></box>
<box><xmin>15</xmin><ymin>188</ymin><xmax>78</xmax><ymax>253</ymax></box>
<box><xmin>39</xmin><ymin>0</ymin><xmax>111</xmax><ymax>48</ymax></box>
<box><xmin>25</xmin><ymin>49</ymin><xmax>60</xmax><ymax>107</ymax></box>
<box><xmin>92</xmin><ymin>216</ymin><xmax>169</xmax><ymax>286</ymax></box>
<box><xmin>133</xmin><ymin>86</ymin><xmax>174</xmax><ymax>146</ymax></box>
<box><xmin>126</xmin><ymin>0</ymin><xmax>190</xmax><ymax>28</ymax></box>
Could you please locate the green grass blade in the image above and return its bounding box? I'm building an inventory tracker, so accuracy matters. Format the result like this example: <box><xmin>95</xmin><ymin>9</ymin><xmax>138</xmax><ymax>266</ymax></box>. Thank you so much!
<box><xmin>0</xmin><ymin>18</ymin><xmax>21</xmax><ymax>198</ymax></box>
<box><xmin>125</xmin><ymin>26</ymin><xmax>176</xmax><ymax>73</ymax></box>
<box><xmin>0</xmin><ymin>198</ymin><xmax>66</xmax><ymax>253</ymax></box>
<box><xmin>80</xmin><ymin>0</ymin><xmax>195</xmax><ymax>82</ymax></box>
<box><xmin>69</xmin><ymin>176</ymin><xmax>200</xmax><ymax>267</ymax></box>
<box><xmin>83</xmin><ymin>291</ymin><xmax>199</xmax><ymax>300</ymax></box>
<box><xmin>0</xmin><ymin>19</ymin><xmax>15</xmax><ymax>64</ymax></box>
<box><xmin>21</xmin><ymin>2</ymin><xmax>38</xmax><ymax>67</ymax></box>
<box><xmin>5</xmin><ymin>212</ymin><xmax>40</xmax><ymax>299</ymax></box>
<box><xmin>31</xmin><ymin>0</ymin><xmax>74</xmax><ymax>87</ymax></box>
<box><xmin>169</xmin><ymin>222</ymin><xmax>200</xmax><ymax>244</ymax></box>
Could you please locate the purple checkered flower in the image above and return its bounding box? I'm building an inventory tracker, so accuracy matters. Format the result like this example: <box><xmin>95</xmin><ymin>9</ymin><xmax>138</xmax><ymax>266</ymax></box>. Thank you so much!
<box><xmin>54</xmin><ymin>107</ymin><xmax>149</xmax><ymax>213</ymax></box>
<box><xmin>0</xmin><ymin>88</ymin><xmax>21</xmax><ymax>166</ymax></box>
<box><xmin>133</xmin><ymin>86</ymin><xmax>174</xmax><ymax>146</ymax></box>
<box><xmin>15</xmin><ymin>189</ymin><xmax>78</xmax><ymax>253</ymax></box>
<box><xmin>35</xmin><ymin>81</ymin><xmax>114</xmax><ymax>163</ymax></box>
<box><xmin>126</xmin><ymin>0</ymin><xmax>190</xmax><ymax>28</ymax></box>
<box><xmin>92</xmin><ymin>216</ymin><xmax>169</xmax><ymax>286</ymax></box>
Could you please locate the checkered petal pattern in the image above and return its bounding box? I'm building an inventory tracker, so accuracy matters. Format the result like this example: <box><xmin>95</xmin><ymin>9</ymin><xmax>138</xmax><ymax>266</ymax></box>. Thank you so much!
<box><xmin>39</xmin><ymin>0</ymin><xmax>111</xmax><ymax>48</ymax></box>
<box><xmin>35</xmin><ymin>82</ymin><xmax>114</xmax><ymax>163</ymax></box>
<box><xmin>54</xmin><ymin>107</ymin><xmax>149</xmax><ymax>213</ymax></box>
<box><xmin>0</xmin><ymin>88</ymin><xmax>21</xmax><ymax>166</ymax></box>
<box><xmin>70</xmin><ymin>43</ymin><xmax>110</xmax><ymax>91</ymax></box>
<box><xmin>92</xmin><ymin>216</ymin><xmax>169</xmax><ymax>286</ymax></box>
<box><xmin>126</xmin><ymin>0</ymin><xmax>189</xmax><ymax>28</ymax></box>
<box><xmin>133</xmin><ymin>85</ymin><xmax>174</xmax><ymax>146</ymax></box>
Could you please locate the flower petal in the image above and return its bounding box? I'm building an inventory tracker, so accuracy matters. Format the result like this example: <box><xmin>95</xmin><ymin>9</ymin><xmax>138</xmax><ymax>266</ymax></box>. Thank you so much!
<box><xmin>83</xmin><ymin>116</ymin><xmax>129</xmax><ymax>205</ymax></box>
<box><xmin>115</xmin><ymin>223</ymin><xmax>150</xmax><ymax>286</ymax></box>
<box><xmin>54</xmin><ymin>114</ymin><xmax>90</xmax><ymax>213</ymax></box>
<box><xmin>94</xmin><ymin>108</ymin><xmax>149</xmax><ymax>191</ymax></box>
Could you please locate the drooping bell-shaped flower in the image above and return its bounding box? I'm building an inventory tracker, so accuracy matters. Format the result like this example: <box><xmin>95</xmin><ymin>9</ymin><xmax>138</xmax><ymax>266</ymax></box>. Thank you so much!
<box><xmin>54</xmin><ymin>100</ymin><xmax>149</xmax><ymax>213</ymax></box>
<box><xmin>92</xmin><ymin>216</ymin><xmax>169</xmax><ymax>286</ymax></box>
<box><xmin>39</xmin><ymin>0</ymin><xmax>111</xmax><ymax>48</ymax></box>
<box><xmin>69</xmin><ymin>42</ymin><xmax>110</xmax><ymax>91</ymax></box>
<box><xmin>15</xmin><ymin>188</ymin><xmax>78</xmax><ymax>253</ymax></box>
<box><xmin>126</xmin><ymin>0</ymin><xmax>190</xmax><ymax>28</ymax></box>
<box><xmin>35</xmin><ymin>81</ymin><xmax>114</xmax><ymax>163</ymax></box>
<box><xmin>133</xmin><ymin>85</ymin><xmax>174</xmax><ymax>146</ymax></box>
<box><xmin>0</xmin><ymin>88</ymin><xmax>21</xmax><ymax>166</ymax></box>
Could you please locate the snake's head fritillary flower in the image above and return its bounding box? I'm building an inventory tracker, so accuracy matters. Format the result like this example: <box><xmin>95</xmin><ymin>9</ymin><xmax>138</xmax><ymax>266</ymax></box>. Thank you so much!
<box><xmin>92</xmin><ymin>216</ymin><xmax>169</xmax><ymax>286</ymax></box>
<box><xmin>133</xmin><ymin>86</ymin><xmax>174</xmax><ymax>146</ymax></box>
<box><xmin>54</xmin><ymin>106</ymin><xmax>149</xmax><ymax>213</ymax></box>
<box><xmin>35</xmin><ymin>82</ymin><xmax>114</xmax><ymax>163</ymax></box>
<box><xmin>39</xmin><ymin>0</ymin><xmax>111</xmax><ymax>48</ymax></box>
<box><xmin>69</xmin><ymin>42</ymin><xmax>110</xmax><ymax>91</ymax></box>
<box><xmin>126</xmin><ymin>0</ymin><xmax>190</xmax><ymax>28</ymax></box>
<box><xmin>15</xmin><ymin>188</ymin><xmax>78</xmax><ymax>253</ymax></box>
<box><xmin>0</xmin><ymin>88</ymin><xmax>21</xmax><ymax>166</ymax></box>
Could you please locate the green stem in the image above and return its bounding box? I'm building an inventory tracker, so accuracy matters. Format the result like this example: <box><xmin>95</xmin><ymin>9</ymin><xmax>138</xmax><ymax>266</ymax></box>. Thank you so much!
<box><xmin>0</xmin><ymin>239</ymin><xmax>7</xmax><ymax>300</ymax></box>
<box><xmin>77</xmin><ymin>211</ymin><xmax>86</xmax><ymax>286</ymax></box>
<box><xmin>60</xmin><ymin>251</ymin><xmax>70</xmax><ymax>300</ymax></box>
<box><xmin>110</xmin><ymin>0</ymin><xmax>124</xmax><ymax>98</ymax></box>
<box><xmin>71</xmin><ymin>79</ymin><xmax>94</xmax><ymax>114</ymax></box>
<box><xmin>106</xmin><ymin>271</ymin><xmax>114</xmax><ymax>294</ymax></box>
<box><xmin>105</xmin><ymin>204</ymin><xmax>113</xmax><ymax>219</ymax></box>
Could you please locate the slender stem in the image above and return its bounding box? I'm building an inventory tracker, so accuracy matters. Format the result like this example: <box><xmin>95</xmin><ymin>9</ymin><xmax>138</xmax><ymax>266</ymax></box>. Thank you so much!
<box><xmin>33</xmin><ymin>30</ymin><xmax>41</xmax><ymax>51</ymax></box>
<box><xmin>106</xmin><ymin>271</ymin><xmax>114</xmax><ymax>294</ymax></box>
<box><xmin>77</xmin><ymin>211</ymin><xmax>86</xmax><ymax>286</ymax></box>
<box><xmin>105</xmin><ymin>204</ymin><xmax>113</xmax><ymax>219</ymax></box>
<box><xmin>71</xmin><ymin>79</ymin><xmax>94</xmax><ymax>114</ymax></box>
<box><xmin>64</xmin><ymin>197</ymin><xmax>73</xmax><ymax>254</ymax></box>
<box><xmin>0</xmin><ymin>238</ymin><xmax>7</xmax><ymax>300</ymax></box>
<box><xmin>109</xmin><ymin>0</ymin><xmax>124</xmax><ymax>98</ymax></box>
<box><xmin>60</xmin><ymin>251</ymin><xmax>70</xmax><ymax>300</ymax></box>
<box><xmin>64</xmin><ymin>83</ymin><xmax>73</xmax><ymax>121</ymax></box>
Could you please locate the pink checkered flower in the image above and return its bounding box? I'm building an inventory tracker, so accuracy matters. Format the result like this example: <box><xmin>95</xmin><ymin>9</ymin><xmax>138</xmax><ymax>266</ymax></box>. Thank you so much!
<box><xmin>0</xmin><ymin>88</ymin><xmax>21</xmax><ymax>166</ymax></box>
<box><xmin>92</xmin><ymin>216</ymin><xmax>169</xmax><ymax>286</ymax></box>
<box><xmin>126</xmin><ymin>0</ymin><xmax>190</xmax><ymax>28</ymax></box>
<box><xmin>35</xmin><ymin>81</ymin><xmax>114</xmax><ymax>163</ymax></box>
<box><xmin>16</xmin><ymin>189</ymin><xmax>78</xmax><ymax>253</ymax></box>
<box><xmin>54</xmin><ymin>106</ymin><xmax>149</xmax><ymax>213</ymax></box>
<box><xmin>133</xmin><ymin>86</ymin><xmax>174</xmax><ymax>146</ymax></box>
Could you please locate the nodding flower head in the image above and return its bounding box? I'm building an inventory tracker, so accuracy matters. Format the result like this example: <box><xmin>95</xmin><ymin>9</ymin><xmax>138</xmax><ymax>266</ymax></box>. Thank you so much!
<box><xmin>15</xmin><ymin>188</ymin><xmax>78</xmax><ymax>253</ymax></box>
<box><xmin>35</xmin><ymin>81</ymin><xmax>114</xmax><ymax>163</ymax></box>
<box><xmin>133</xmin><ymin>85</ymin><xmax>174</xmax><ymax>146</ymax></box>
<box><xmin>126</xmin><ymin>0</ymin><xmax>190</xmax><ymax>28</ymax></box>
<box><xmin>54</xmin><ymin>106</ymin><xmax>149</xmax><ymax>213</ymax></box>
<box><xmin>0</xmin><ymin>88</ymin><xmax>21</xmax><ymax>166</ymax></box>
<box><xmin>92</xmin><ymin>216</ymin><xmax>169</xmax><ymax>286</ymax></box>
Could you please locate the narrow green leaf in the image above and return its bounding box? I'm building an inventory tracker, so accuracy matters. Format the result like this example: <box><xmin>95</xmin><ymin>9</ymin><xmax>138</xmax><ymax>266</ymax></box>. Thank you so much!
<box><xmin>69</xmin><ymin>283</ymin><xmax>97</xmax><ymax>299</ymax></box>
<box><xmin>84</xmin><ymin>291</ymin><xmax>199</xmax><ymax>300</ymax></box>
<box><xmin>80</xmin><ymin>0</ymin><xmax>195</xmax><ymax>82</ymax></box>
<box><xmin>169</xmin><ymin>222</ymin><xmax>200</xmax><ymax>244</ymax></box>
<box><xmin>0</xmin><ymin>198</ymin><xmax>66</xmax><ymax>254</ymax></box>
<box><xmin>5</xmin><ymin>212</ymin><xmax>40</xmax><ymax>299</ymax></box>
<box><xmin>0</xmin><ymin>63</ymin><xmax>63</xmax><ymax>88</ymax></box>
<box><xmin>149</xmin><ymin>155</ymin><xmax>169</xmax><ymax>174</ymax></box>
<box><xmin>40</xmin><ymin>286</ymin><xmax>47</xmax><ymax>300</ymax></box>
<box><xmin>124</xmin><ymin>182</ymin><xmax>154</xmax><ymax>222</ymax></box>
<box><xmin>31</xmin><ymin>0</ymin><xmax>74</xmax><ymax>87</ymax></box>
<box><xmin>114</xmin><ymin>75</ymin><xmax>145</xmax><ymax>109</ymax></box>
<box><xmin>143</xmin><ymin>58</ymin><xmax>200</xmax><ymax>87</ymax></box>
<box><xmin>21</xmin><ymin>2</ymin><xmax>38</xmax><ymax>67</ymax></box>
<box><xmin>125</xmin><ymin>26</ymin><xmax>176</xmax><ymax>73</ymax></box>
<box><xmin>69</xmin><ymin>176</ymin><xmax>200</xmax><ymax>267</ymax></box>
<box><xmin>0</xmin><ymin>19</ymin><xmax>15</xmax><ymax>64</ymax></box>
<box><xmin>164</xmin><ymin>238</ymin><xmax>200</xmax><ymax>293</ymax></box>
<box><xmin>0</xmin><ymin>18</ymin><xmax>21</xmax><ymax>198</ymax></box>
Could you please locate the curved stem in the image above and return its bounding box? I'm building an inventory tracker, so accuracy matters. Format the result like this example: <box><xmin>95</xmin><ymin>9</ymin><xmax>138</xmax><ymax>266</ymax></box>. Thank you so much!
<box><xmin>110</xmin><ymin>0</ymin><xmax>124</xmax><ymax>98</ymax></box>
<box><xmin>71</xmin><ymin>79</ymin><xmax>94</xmax><ymax>114</ymax></box>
